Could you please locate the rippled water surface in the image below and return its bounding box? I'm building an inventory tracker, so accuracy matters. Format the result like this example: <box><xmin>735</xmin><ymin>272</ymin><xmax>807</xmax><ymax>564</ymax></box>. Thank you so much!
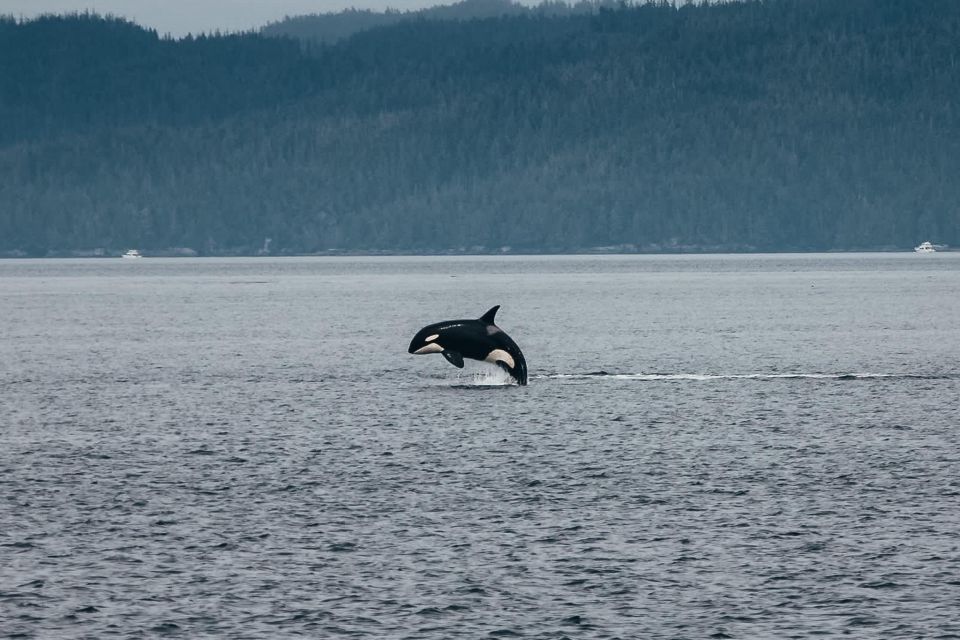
<box><xmin>3</xmin><ymin>253</ymin><xmax>960</xmax><ymax>638</ymax></box>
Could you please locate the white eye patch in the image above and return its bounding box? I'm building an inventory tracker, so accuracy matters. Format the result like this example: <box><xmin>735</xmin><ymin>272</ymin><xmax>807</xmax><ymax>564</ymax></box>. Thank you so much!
<box><xmin>425</xmin><ymin>334</ymin><xmax>439</xmax><ymax>342</ymax></box>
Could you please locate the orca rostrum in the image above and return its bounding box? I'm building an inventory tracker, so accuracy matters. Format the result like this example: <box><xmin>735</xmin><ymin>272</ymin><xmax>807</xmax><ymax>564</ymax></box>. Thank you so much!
<box><xmin>408</xmin><ymin>305</ymin><xmax>528</xmax><ymax>385</ymax></box>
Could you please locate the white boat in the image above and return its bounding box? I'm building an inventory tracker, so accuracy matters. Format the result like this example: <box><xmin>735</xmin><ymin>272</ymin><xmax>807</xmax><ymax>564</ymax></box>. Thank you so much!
<box><xmin>121</xmin><ymin>249</ymin><xmax>143</xmax><ymax>259</ymax></box>
<box><xmin>914</xmin><ymin>241</ymin><xmax>936</xmax><ymax>253</ymax></box>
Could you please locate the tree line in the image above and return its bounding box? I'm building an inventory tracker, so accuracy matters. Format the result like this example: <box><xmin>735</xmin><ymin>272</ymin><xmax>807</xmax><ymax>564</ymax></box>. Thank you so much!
<box><xmin>1</xmin><ymin>0</ymin><xmax>958</xmax><ymax>256</ymax></box>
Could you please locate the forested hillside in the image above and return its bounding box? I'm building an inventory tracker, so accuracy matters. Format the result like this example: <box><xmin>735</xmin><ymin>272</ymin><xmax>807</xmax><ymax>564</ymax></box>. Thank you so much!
<box><xmin>261</xmin><ymin>0</ymin><xmax>608</xmax><ymax>46</ymax></box>
<box><xmin>2</xmin><ymin>1</ymin><xmax>958</xmax><ymax>256</ymax></box>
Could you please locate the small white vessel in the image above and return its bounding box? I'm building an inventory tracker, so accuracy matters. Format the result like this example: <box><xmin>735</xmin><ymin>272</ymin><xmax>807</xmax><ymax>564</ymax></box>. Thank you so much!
<box><xmin>914</xmin><ymin>241</ymin><xmax>936</xmax><ymax>253</ymax></box>
<box><xmin>121</xmin><ymin>249</ymin><xmax>143</xmax><ymax>259</ymax></box>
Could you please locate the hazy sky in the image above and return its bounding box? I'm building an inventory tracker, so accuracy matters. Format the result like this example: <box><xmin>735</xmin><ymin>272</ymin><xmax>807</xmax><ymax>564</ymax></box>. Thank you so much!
<box><xmin>2</xmin><ymin>0</ymin><xmax>448</xmax><ymax>36</ymax></box>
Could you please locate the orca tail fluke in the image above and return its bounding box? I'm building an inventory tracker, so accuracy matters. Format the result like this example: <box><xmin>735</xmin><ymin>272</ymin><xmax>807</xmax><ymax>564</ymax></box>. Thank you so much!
<box><xmin>513</xmin><ymin>352</ymin><xmax>528</xmax><ymax>385</ymax></box>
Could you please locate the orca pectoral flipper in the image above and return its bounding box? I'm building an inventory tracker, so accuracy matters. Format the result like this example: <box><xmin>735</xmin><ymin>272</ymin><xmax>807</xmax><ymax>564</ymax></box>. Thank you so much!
<box><xmin>442</xmin><ymin>350</ymin><xmax>465</xmax><ymax>368</ymax></box>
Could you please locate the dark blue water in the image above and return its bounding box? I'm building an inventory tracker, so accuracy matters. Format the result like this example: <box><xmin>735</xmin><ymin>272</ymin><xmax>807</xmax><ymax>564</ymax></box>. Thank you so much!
<box><xmin>2</xmin><ymin>254</ymin><xmax>959</xmax><ymax>638</ymax></box>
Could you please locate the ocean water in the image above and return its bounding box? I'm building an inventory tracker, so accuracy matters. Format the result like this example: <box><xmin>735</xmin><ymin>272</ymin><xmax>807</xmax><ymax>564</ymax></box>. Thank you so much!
<box><xmin>2</xmin><ymin>253</ymin><xmax>959</xmax><ymax>639</ymax></box>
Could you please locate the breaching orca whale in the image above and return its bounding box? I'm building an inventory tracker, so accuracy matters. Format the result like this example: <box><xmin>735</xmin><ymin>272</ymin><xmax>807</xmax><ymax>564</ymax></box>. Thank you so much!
<box><xmin>408</xmin><ymin>305</ymin><xmax>528</xmax><ymax>385</ymax></box>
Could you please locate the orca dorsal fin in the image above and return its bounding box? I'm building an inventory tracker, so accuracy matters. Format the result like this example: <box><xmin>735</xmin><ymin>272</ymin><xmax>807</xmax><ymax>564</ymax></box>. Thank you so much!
<box><xmin>480</xmin><ymin>305</ymin><xmax>500</xmax><ymax>325</ymax></box>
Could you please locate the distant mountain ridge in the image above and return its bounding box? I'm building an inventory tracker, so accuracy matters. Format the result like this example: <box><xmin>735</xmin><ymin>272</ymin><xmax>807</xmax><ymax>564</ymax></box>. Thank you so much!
<box><xmin>261</xmin><ymin>0</ymin><xmax>605</xmax><ymax>46</ymax></box>
<box><xmin>1</xmin><ymin>1</ymin><xmax>958</xmax><ymax>256</ymax></box>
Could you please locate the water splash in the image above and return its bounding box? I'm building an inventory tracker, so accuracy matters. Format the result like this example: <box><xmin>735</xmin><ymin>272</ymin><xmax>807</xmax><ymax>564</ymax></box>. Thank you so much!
<box><xmin>456</xmin><ymin>365</ymin><xmax>517</xmax><ymax>387</ymax></box>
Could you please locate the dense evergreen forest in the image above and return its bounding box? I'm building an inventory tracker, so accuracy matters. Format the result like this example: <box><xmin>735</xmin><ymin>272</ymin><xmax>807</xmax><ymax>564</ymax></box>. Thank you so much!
<box><xmin>1</xmin><ymin>0</ymin><xmax>958</xmax><ymax>256</ymax></box>
<box><xmin>261</xmin><ymin>0</ymin><xmax>611</xmax><ymax>46</ymax></box>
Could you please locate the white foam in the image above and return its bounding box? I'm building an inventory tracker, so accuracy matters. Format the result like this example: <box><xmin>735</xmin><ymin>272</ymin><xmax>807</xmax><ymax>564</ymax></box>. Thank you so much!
<box><xmin>457</xmin><ymin>364</ymin><xmax>517</xmax><ymax>386</ymax></box>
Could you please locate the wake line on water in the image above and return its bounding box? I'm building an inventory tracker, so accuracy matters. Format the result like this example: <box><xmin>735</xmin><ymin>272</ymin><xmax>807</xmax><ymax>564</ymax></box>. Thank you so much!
<box><xmin>426</xmin><ymin>368</ymin><xmax>958</xmax><ymax>388</ymax></box>
<box><xmin>539</xmin><ymin>372</ymin><xmax>959</xmax><ymax>382</ymax></box>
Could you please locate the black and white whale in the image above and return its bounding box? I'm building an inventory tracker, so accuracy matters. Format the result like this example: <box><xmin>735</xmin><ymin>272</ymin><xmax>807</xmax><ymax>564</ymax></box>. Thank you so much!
<box><xmin>408</xmin><ymin>305</ymin><xmax>528</xmax><ymax>385</ymax></box>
